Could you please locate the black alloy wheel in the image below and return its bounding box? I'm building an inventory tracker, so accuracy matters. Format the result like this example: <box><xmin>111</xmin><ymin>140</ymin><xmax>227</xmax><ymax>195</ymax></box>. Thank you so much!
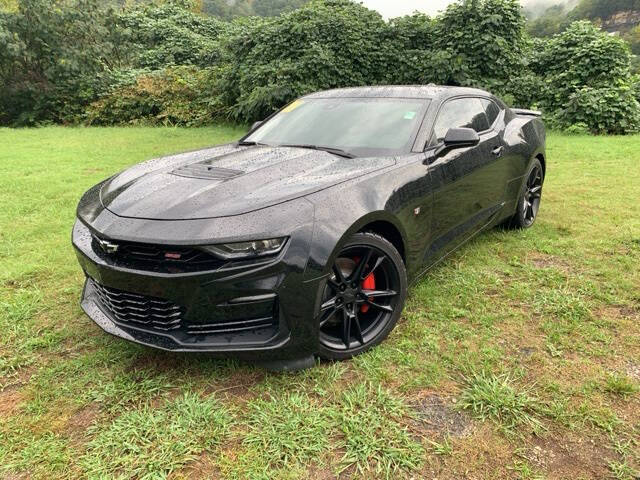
<box><xmin>509</xmin><ymin>158</ymin><xmax>545</xmax><ymax>229</ymax></box>
<box><xmin>317</xmin><ymin>232</ymin><xmax>407</xmax><ymax>360</ymax></box>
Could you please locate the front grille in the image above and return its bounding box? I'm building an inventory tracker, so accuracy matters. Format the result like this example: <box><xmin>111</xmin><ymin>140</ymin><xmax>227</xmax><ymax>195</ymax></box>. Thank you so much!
<box><xmin>91</xmin><ymin>236</ymin><xmax>224</xmax><ymax>273</ymax></box>
<box><xmin>92</xmin><ymin>281</ymin><xmax>184</xmax><ymax>331</ymax></box>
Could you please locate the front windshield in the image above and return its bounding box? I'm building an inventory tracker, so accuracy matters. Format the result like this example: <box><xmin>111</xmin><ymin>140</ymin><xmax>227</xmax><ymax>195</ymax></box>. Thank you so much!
<box><xmin>245</xmin><ymin>97</ymin><xmax>430</xmax><ymax>157</ymax></box>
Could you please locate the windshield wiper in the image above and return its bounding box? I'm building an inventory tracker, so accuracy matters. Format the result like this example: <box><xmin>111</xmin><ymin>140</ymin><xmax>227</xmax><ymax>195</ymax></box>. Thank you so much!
<box><xmin>279</xmin><ymin>144</ymin><xmax>356</xmax><ymax>159</ymax></box>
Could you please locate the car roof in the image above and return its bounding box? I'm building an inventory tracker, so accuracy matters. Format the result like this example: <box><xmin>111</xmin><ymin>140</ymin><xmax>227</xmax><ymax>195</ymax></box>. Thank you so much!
<box><xmin>302</xmin><ymin>85</ymin><xmax>491</xmax><ymax>101</ymax></box>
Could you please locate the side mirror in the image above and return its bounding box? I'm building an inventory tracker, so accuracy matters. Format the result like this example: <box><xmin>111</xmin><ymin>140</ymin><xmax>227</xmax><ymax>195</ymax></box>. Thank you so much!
<box><xmin>434</xmin><ymin>127</ymin><xmax>480</xmax><ymax>158</ymax></box>
<box><xmin>250</xmin><ymin>120</ymin><xmax>263</xmax><ymax>132</ymax></box>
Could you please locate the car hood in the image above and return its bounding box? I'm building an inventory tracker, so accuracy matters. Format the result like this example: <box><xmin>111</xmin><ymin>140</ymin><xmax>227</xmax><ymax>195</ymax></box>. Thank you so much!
<box><xmin>100</xmin><ymin>144</ymin><xmax>394</xmax><ymax>220</ymax></box>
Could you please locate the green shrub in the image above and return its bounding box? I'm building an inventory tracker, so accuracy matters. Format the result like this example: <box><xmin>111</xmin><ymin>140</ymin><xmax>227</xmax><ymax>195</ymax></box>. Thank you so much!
<box><xmin>555</xmin><ymin>85</ymin><xmax>640</xmax><ymax>134</ymax></box>
<box><xmin>531</xmin><ymin>21</ymin><xmax>637</xmax><ymax>132</ymax></box>
<box><xmin>86</xmin><ymin>67</ymin><xmax>222</xmax><ymax>126</ymax></box>
<box><xmin>563</xmin><ymin>122</ymin><xmax>590</xmax><ymax>135</ymax></box>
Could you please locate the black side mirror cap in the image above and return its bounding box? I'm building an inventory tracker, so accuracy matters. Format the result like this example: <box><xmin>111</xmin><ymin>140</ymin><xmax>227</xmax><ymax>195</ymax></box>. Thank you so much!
<box><xmin>432</xmin><ymin>127</ymin><xmax>480</xmax><ymax>159</ymax></box>
<box><xmin>250</xmin><ymin>120</ymin><xmax>263</xmax><ymax>131</ymax></box>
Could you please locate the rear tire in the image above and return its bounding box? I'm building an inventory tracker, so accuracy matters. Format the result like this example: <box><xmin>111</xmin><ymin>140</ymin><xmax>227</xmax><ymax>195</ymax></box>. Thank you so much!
<box><xmin>317</xmin><ymin>232</ymin><xmax>407</xmax><ymax>361</ymax></box>
<box><xmin>507</xmin><ymin>159</ymin><xmax>544</xmax><ymax>229</ymax></box>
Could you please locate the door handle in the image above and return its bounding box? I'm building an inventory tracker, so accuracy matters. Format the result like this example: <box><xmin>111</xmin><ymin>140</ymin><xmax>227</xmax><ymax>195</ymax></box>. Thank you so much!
<box><xmin>492</xmin><ymin>146</ymin><xmax>504</xmax><ymax>157</ymax></box>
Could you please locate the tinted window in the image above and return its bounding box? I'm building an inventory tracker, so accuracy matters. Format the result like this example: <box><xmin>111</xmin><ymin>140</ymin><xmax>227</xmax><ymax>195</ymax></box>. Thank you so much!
<box><xmin>432</xmin><ymin>98</ymin><xmax>490</xmax><ymax>144</ymax></box>
<box><xmin>481</xmin><ymin>98</ymin><xmax>501</xmax><ymax>126</ymax></box>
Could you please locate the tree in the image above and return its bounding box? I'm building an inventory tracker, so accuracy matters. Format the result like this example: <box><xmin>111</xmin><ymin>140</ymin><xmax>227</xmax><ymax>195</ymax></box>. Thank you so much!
<box><xmin>0</xmin><ymin>0</ymin><xmax>122</xmax><ymax>124</ymax></box>
<box><xmin>432</xmin><ymin>0</ymin><xmax>526</xmax><ymax>86</ymax></box>
<box><xmin>116</xmin><ymin>1</ymin><xmax>226</xmax><ymax>69</ymax></box>
<box><xmin>216</xmin><ymin>0</ymin><xmax>393</xmax><ymax>121</ymax></box>
<box><xmin>534</xmin><ymin>21</ymin><xmax>640</xmax><ymax>133</ymax></box>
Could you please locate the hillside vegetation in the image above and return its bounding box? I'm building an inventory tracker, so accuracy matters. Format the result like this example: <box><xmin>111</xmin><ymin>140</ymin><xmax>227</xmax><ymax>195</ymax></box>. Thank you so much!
<box><xmin>527</xmin><ymin>0</ymin><xmax>640</xmax><ymax>36</ymax></box>
<box><xmin>1</xmin><ymin>0</ymin><xmax>639</xmax><ymax>133</ymax></box>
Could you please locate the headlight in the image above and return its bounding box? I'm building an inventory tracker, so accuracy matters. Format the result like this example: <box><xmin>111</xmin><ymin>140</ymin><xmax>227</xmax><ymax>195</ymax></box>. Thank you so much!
<box><xmin>200</xmin><ymin>238</ymin><xmax>287</xmax><ymax>259</ymax></box>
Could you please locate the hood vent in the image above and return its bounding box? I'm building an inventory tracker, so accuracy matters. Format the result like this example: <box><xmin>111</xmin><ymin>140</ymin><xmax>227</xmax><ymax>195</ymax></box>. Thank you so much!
<box><xmin>171</xmin><ymin>164</ymin><xmax>243</xmax><ymax>180</ymax></box>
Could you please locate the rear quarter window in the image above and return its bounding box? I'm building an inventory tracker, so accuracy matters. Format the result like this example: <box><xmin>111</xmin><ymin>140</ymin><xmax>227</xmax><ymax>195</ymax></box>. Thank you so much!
<box><xmin>481</xmin><ymin>99</ymin><xmax>501</xmax><ymax>126</ymax></box>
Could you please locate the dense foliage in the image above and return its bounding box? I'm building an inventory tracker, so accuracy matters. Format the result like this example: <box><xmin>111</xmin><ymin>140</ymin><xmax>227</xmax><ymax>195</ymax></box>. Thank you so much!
<box><xmin>199</xmin><ymin>0</ymin><xmax>309</xmax><ymax>19</ymax></box>
<box><xmin>526</xmin><ymin>21</ymin><xmax>640</xmax><ymax>133</ymax></box>
<box><xmin>217</xmin><ymin>0</ymin><xmax>393</xmax><ymax>121</ymax></box>
<box><xmin>1</xmin><ymin>0</ymin><xmax>639</xmax><ymax>133</ymax></box>
<box><xmin>85</xmin><ymin>66</ymin><xmax>219</xmax><ymax>126</ymax></box>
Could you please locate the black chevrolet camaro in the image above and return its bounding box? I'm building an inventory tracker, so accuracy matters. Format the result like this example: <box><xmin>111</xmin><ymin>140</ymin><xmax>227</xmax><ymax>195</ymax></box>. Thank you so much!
<box><xmin>73</xmin><ymin>86</ymin><xmax>546</xmax><ymax>370</ymax></box>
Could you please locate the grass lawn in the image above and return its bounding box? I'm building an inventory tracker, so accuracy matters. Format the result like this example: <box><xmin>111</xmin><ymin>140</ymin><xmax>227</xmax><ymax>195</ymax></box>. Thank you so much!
<box><xmin>0</xmin><ymin>126</ymin><xmax>638</xmax><ymax>480</ymax></box>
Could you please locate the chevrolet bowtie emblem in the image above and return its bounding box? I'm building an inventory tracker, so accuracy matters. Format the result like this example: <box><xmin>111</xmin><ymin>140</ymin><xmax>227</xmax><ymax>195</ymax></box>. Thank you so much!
<box><xmin>95</xmin><ymin>237</ymin><xmax>119</xmax><ymax>254</ymax></box>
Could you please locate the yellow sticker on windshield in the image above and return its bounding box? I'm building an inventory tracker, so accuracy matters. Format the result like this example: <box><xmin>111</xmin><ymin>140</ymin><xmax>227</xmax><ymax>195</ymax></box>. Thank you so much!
<box><xmin>282</xmin><ymin>100</ymin><xmax>304</xmax><ymax>112</ymax></box>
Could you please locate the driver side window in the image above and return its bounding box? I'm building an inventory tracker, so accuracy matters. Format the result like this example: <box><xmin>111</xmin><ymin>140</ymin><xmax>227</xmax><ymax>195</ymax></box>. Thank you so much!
<box><xmin>430</xmin><ymin>98</ymin><xmax>490</xmax><ymax>146</ymax></box>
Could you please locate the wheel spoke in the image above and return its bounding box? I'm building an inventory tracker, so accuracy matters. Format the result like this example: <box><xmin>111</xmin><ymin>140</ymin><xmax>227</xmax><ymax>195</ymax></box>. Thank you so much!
<box><xmin>352</xmin><ymin>312</ymin><xmax>364</xmax><ymax>345</ymax></box>
<box><xmin>361</xmin><ymin>289</ymin><xmax>397</xmax><ymax>299</ymax></box>
<box><xmin>351</xmin><ymin>248</ymin><xmax>373</xmax><ymax>282</ymax></box>
<box><xmin>332</xmin><ymin>264</ymin><xmax>345</xmax><ymax>284</ymax></box>
<box><xmin>319</xmin><ymin>306</ymin><xmax>337</xmax><ymax>327</ymax></box>
<box><xmin>532</xmin><ymin>201</ymin><xmax>540</xmax><ymax>218</ymax></box>
<box><xmin>530</xmin><ymin>186</ymin><xmax>542</xmax><ymax>194</ymax></box>
<box><xmin>342</xmin><ymin>309</ymin><xmax>351</xmax><ymax>348</ymax></box>
<box><xmin>367</xmin><ymin>255</ymin><xmax>385</xmax><ymax>276</ymax></box>
<box><xmin>320</xmin><ymin>297</ymin><xmax>337</xmax><ymax>311</ymax></box>
<box><xmin>366</xmin><ymin>300</ymin><xmax>393</xmax><ymax>313</ymax></box>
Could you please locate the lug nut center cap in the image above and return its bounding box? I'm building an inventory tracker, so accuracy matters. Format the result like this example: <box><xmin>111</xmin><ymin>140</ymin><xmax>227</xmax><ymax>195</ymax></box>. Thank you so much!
<box><xmin>341</xmin><ymin>289</ymin><xmax>357</xmax><ymax>304</ymax></box>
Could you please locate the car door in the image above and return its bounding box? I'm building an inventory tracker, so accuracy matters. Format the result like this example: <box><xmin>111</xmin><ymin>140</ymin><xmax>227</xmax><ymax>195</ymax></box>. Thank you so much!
<box><xmin>424</xmin><ymin>97</ymin><xmax>506</xmax><ymax>263</ymax></box>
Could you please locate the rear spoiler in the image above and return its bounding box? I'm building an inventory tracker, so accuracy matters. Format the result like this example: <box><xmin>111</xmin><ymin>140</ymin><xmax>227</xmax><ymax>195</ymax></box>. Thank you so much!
<box><xmin>512</xmin><ymin>108</ymin><xmax>542</xmax><ymax>117</ymax></box>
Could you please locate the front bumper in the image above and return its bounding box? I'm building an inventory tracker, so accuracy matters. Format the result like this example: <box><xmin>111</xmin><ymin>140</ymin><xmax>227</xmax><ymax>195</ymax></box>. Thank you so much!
<box><xmin>72</xmin><ymin>218</ymin><xmax>324</xmax><ymax>360</ymax></box>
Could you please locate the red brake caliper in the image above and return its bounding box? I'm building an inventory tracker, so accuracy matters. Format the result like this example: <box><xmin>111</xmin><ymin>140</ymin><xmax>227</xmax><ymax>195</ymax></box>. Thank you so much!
<box><xmin>354</xmin><ymin>256</ymin><xmax>375</xmax><ymax>313</ymax></box>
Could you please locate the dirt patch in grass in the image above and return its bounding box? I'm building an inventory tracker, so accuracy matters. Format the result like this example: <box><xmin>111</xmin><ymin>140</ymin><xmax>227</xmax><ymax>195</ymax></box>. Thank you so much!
<box><xmin>528</xmin><ymin>432</ymin><xmax>615</xmax><ymax>479</ymax></box>
<box><xmin>204</xmin><ymin>369</ymin><xmax>265</xmax><ymax>406</ymax></box>
<box><xmin>625</xmin><ymin>362</ymin><xmax>640</xmax><ymax>382</ymax></box>
<box><xmin>171</xmin><ymin>453</ymin><xmax>222</xmax><ymax>480</ymax></box>
<box><xmin>412</xmin><ymin>394</ymin><xmax>473</xmax><ymax>438</ymax></box>
<box><xmin>422</xmin><ymin>423</ymin><xmax>514</xmax><ymax>479</ymax></box>
<box><xmin>597</xmin><ymin>304</ymin><xmax>639</xmax><ymax>321</ymax></box>
<box><xmin>65</xmin><ymin>403</ymin><xmax>101</xmax><ymax>445</ymax></box>
<box><xmin>529</xmin><ymin>253</ymin><xmax>572</xmax><ymax>273</ymax></box>
<box><xmin>0</xmin><ymin>388</ymin><xmax>25</xmax><ymax>417</ymax></box>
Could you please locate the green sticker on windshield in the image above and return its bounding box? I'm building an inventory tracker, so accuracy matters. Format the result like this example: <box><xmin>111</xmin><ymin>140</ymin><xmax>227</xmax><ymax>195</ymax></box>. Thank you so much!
<box><xmin>404</xmin><ymin>111</ymin><xmax>417</xmax><ymax>120</ymax></box>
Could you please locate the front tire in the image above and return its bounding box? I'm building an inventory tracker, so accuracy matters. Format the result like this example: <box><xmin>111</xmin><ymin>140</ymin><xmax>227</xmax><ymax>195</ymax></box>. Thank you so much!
<box><xmin>317</xmin><ymin>232</ymin><xmax>407</xmax><ymax>361</ymax></box>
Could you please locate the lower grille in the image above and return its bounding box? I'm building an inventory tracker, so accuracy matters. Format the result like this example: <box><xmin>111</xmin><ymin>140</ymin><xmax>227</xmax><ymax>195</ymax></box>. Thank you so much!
<box><xmin>89</xmin><ymin>280</ymin><xmax>278</xmax><ymax>338</ymax></box>
<box><xmin>187</xmin><ymin>317</ymin><xmax>276</xmax><ymax>335</ymax></box>
<box><xmin>92</xmin><ymin>281</ymin><xmax>184</xmax><ymax>331</ymax></box>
